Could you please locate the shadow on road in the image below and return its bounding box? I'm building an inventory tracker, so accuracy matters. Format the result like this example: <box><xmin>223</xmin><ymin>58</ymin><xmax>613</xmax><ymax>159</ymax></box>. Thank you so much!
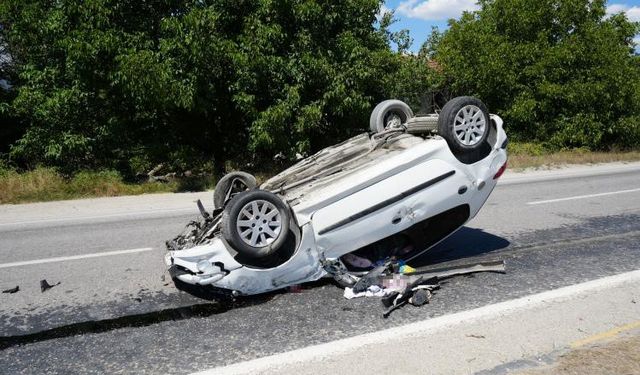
<box><xmin>1</xmin><ymin>227</ymin><xmax>509</xmax><ymax>349</ymax></box>
<box><xmin>0</xmin><ymin>291</ymin><xmax>279</xmax><ymax>350</ymax></box>
<box><xmin>409</xmin><ymin>226</ymin><xmax>511</xmax><ymax>268</ymax></box>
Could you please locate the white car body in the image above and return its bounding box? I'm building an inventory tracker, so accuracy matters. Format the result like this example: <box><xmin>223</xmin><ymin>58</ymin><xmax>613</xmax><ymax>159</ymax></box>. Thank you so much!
<box><xmin>166</xmin><ymin>115</ymin><xmax>507</xmax><ymax>295</ymax></box>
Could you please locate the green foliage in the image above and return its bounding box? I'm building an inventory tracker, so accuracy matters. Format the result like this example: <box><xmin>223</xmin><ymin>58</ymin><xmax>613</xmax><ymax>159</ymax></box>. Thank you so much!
<box><xmin>436</xmin><ymin>0</ymin><xmax>640</xmax><ymax>149</ymax></box>
<box><xmin>383</xmin><ymin>54</ymin><xmax>441</xmax><ymax>112</ymax></box>
<box><xmin>0</xmin><ymin>167</ymin><xmax>178</xmax><ymax>204</ymax></box>
<box><xmin>0</xmin><ymin>0</ymin><xmax>186</xmax><ymax>172</ymax></box>
<box><xmin>507</xmin><ymin>142</ymin><xmax>548</xmax><ymax>156</ymax></box>
<box><xmin>2</xmin><ymin>0</ymin><xmax>638</xmax><ymax>180</ymax></box>
<box><xmin>1</xmin><ymin>0</ymin><xmax>412</xmax><ymax>174</ymax></box>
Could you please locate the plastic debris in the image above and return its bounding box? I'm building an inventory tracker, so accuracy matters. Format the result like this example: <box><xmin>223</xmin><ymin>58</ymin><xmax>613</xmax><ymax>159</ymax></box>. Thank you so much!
<box><xmin>40</xmin><ymin>279</ymin><xmax>61</xmax><ymax>292</ymax></box>
<box><xmin>409</xmin><ymin>289</ymin><xmax>432</xmax><ymax>306</ymax></box>
<box><xmin>2</xmin><ymin>286</ymin><xmax>19</xmax><ymax>294</ymax></box>
<box><xmin>343</xmin><ymin>285</ymin><xmax>392</xmax><ymax>299</ymax></box>
<box><xmin>342</xmin><ymin>259</ymin><xmax>506</xmax><ymax>318</ymax></box>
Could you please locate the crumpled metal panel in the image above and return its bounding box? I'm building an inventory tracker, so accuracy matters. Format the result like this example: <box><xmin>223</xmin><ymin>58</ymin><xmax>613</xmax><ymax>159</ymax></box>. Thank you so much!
<box><xmin>208</xmin><ymin>224</ymin><xmax>325</xmax><ymax>295</ymax></box>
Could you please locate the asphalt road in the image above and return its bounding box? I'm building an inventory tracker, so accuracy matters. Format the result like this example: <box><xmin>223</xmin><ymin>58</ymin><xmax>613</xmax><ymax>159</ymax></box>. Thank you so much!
<box><xmin>1</xmin><ymin>163</ymin><xmax>639</xmax><ymax>374</ymax></box>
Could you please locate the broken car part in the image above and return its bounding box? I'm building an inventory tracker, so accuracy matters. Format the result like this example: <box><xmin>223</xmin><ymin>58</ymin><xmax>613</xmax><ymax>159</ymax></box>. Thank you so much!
<box><xmin>2</xmin><ymin>286</ymin><xmax>19</xmax><ymax>294</ymax></box>
<box><xmin>404</xmin><ymin>260</ymin><xmax>506</xmax><ymax>279</ymax></box>
<box><xmin>40</xmin><ymin>279</ymin><xmax>61</xmax><ymax>293</ymax></box>
<box><xmin>165</xmin><ymin>96</ymin><xmax>508</xmax><ymax>296</ymax></box>
<box><xmin>196</xmin><ymin>199</ymin><xmax>210</xmax><ymax>219</ymax></box>
<box><xmin>352</xmin><ymin>259</ymin><xmax>395</xmax><ymax>293</ymax></box>
<box><xmin>340</xmin><ymin>259</ymin><xmax>507</xmax><ymax>317</ymax></box>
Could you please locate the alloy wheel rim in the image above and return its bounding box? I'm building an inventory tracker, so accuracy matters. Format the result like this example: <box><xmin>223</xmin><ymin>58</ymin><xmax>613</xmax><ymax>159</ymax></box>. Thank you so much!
<box><xmin>236</xmin><ymin>200</ymin><xmax>282</xmax><ymax>247</ymax></box>
<box><xmin>454</xmin><ymin>105</ymin><xmax>486</xmax><ymax>146</ymax></box>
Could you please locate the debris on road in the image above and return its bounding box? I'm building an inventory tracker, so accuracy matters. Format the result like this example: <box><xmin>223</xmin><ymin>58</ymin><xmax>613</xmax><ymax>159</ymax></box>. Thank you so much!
<box><xmin>382</xmin><ymin>276</ymin><xmax>439</xmax><ymax>318</ymax></box>
<box><xmin>341</xmin><ymin>259</ymin><xmax>506</xmax><ymax>318</ymax></box>
<box><xmin>40</xmin><ymin>279</ymin><xmax>61</xmax><ymax>292</ymax></box>
<box><xmin>2</xmin><ymin>286</ymin><xmax>19</xmax><ymax>294</ymax></box>
<box><xmin>466</xmin><ymin>334</ymin><xmax>486</xmax><ymax>339</ymax></box>
<box><xmin>343</xmin><ymin>285</ymin><xmax>390</xmax><ymax>299</ymax></box>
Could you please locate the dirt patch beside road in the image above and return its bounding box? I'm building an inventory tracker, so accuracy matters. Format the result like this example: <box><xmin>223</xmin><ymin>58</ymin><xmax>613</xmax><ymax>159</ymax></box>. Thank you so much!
<box><xmin>520</xmin><ymin>333</ymin><xmax>640</xmax><ymax>375</ymax></box>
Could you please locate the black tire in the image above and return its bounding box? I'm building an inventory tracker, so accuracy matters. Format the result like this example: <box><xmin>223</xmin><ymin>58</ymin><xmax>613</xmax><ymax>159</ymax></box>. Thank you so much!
<box><xmin>221</xmin><ymin>190</ymin><xmax>291</xmax><ymax>259</ymax></box>
<box><xmin>369</xmin><ymin>100</ymin><xmax>414</xmax><ymax>133</ymax></box>
<box><xmin>438</xmin><ymin>96</ymin><xmax>491</xmax><ymax>154</ymax></box>
<box><xmin>213</xmin><ymin>171</ymin><xmax>257</xmax><ymax>209</ymax></box>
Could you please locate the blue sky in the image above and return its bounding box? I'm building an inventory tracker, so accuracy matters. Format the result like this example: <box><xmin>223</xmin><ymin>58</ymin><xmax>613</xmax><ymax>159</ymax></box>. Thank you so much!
<box><xmin>383</xmin><ymin>0</ymin><xmax>640</xmax><ymax>53</ymax></box>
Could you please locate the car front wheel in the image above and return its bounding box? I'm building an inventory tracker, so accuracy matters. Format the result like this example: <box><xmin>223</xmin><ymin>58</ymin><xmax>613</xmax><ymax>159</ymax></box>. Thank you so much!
<box><xmin>221</xmin><ymin>190</ymin><xmax>291</xmax><ymax>258</ymax></box>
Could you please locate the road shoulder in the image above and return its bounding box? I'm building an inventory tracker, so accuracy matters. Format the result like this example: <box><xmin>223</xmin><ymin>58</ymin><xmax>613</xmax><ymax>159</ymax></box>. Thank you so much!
<box><xmin>196</xmin><ymin>270</ymin><xmax>640</xmax><ymax>375</ymax></box>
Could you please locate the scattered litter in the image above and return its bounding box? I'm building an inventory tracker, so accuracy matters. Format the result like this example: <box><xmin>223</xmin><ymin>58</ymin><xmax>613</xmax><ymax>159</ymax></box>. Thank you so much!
<box><xmin>409</xmin><ymin>289</ymin><xmax>432</xmax><ymax>306</ymax></box>
<box><xmin>343</xmin><ymin>285</ymin><xmax>391</xmax><ymax>299</ymax></box>
<box><xmin>2</xmin><ymin>286</ymin><xmax>19</xmax><ymax>294</ymax></box>
<box><xmin>342</xmin><ymin>259</ymin><xmax>506</xmax><ymax>318</ymax></box>
<box><xmin>466</xmin><ymin>334</ymin><xmax>486</xmax><ymax>339</ymax></box>
<box><xmin>161</xmin><ymin>274</ymin><xmax>171</xmax><ymax>286</ymax></box>
<box><xmin>399</xmin><ymin>263</ymin><xmax>416</xmax><ymax>274</ymax></box>
<box><xmin>40</xmin><ymin>279</ymin><xmax>61</xmax><ymax>292</ymax></box>
<box><xmin>352</xmin><ymin>260</ymin><xmax>393</xmax><ymax>293</ymax></box>
<box><xmin>382</xmin><ymin>277</ymin><xmax>439</xmax><ymax>318</ymax></box>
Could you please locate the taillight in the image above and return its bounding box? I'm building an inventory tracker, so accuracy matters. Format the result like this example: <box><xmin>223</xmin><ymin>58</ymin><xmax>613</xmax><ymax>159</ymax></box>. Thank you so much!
<box><xmin>493</xmin><ymin>161</ymin><xmax>507</xmax><ymax>180</ymax></box>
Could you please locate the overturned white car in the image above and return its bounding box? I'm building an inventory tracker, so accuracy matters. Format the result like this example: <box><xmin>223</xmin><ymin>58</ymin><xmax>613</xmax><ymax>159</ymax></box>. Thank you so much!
<box><xmin>165</xmin><ymin>96</ymin><xmax>508</xmax><ymax>296</ymax></box>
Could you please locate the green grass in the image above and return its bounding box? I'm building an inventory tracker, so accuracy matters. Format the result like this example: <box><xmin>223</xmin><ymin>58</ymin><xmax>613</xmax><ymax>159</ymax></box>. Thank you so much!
<box><xmin>0</xmin><ymin>168</ymin><xmax>215</xmax><ymax>204</ymax></box>
<box><xmin>508</xmin><ymin>142</ymin><xmax>640</xmax><ymax>170</ymax></box>
<box><xmin>2</xmin><ymin>144</ymin><xmax>640</xmax><ymax>204</ymax></box>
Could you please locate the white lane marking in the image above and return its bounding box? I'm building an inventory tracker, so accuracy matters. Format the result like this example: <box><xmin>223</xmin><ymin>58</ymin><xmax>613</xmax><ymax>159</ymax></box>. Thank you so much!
<box><xmin>193</xmin><ymin>269</ymin><xmax>640</xmax><ymax>375</ymax></box>
<box><xmin>0</xmin><ymin>207</ymin><xmax>196</xmax><ymax>228</ymax></box>
<box><xmin>526</xmin><ymin>187</ymin><xmax>640</xmax><ymax>205</ymax></box>
<box><xmin>0</xmin><ymin>247</ymin><xmax>154</xmax><ymax>269</ymax></box>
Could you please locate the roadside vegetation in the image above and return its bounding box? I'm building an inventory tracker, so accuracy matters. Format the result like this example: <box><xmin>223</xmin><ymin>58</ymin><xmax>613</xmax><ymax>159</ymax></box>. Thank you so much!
<box><xmin>0</xmin><ymin>0</ymin><xmax>638</xmax><ymax>204</ymax></box>
<box><xmin>508</xmin><ymin>142</ymin><xmax>640</xmax><ymax>169</ymax></box>
<box><xmin>0</xmin><ymin>167</ymin><xmax>176</xmax><ymax>204</ymax></box>
<box><xmin>2</xmin><ymin>147</ymin><xmax>640</xmax><ymax>204</ymax></box>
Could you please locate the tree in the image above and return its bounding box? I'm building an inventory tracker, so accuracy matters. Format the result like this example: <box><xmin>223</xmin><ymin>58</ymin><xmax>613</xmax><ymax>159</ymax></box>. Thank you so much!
<box><xmin>0</xmin><ymin>29</ymin><xmax>20</xmax><ymax>158</ymax></box>
<box><xmin>435</xmin><ymin>0</ymin><xmax>640</xmax><ymax>149</ymax></box>
<box><xmin>0</xmin><ymin>0</ymin><xmax>187</xmax><ymax>172</ymax></box>
<box><xmin>1</xmin><ymin>0</ymin><xmax>417</xmax><ymax>174</ymax></box>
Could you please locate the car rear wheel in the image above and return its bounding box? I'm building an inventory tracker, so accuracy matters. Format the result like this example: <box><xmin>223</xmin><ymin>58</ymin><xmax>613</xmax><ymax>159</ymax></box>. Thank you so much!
<box><xmin>221</xmin><ymin>190</ymin><xmax>291</xmax><ymax>258</ymax></box>
<box><xmin>438</xmin><ymin>96</ymin><xmax>491</xmax><ymax>154</ymax></box>
<box><xmin>369</xmin><ymin>100</ymin><xmax>414</xmax><ymax>133</ymax></box>
<box><xmin>214</xmin><ymin>171</ymin><xmax>257</xmax><ymax>209</ymax></box>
